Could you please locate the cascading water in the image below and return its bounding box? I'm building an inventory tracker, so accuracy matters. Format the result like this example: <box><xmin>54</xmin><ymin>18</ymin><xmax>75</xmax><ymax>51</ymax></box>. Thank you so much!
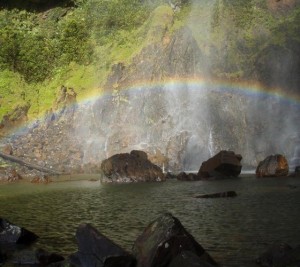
<box><xmin>73</xmin><ymin>82</ymin><xmax>300</xmax><ymax>172</ymax></box>
<box><xmin>208</xmin><ymin>127</ymin><xmax>215</xmax><ymax>157</ymax></box>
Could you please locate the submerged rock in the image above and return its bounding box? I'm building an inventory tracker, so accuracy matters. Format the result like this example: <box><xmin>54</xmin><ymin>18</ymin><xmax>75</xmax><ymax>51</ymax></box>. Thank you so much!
<box><xmin>198</xmin><ymin>150</ymin><xmax>242</xmax><ymax>179</ymax></box>
<box><xmin>256</xmin><ymin>154</ymin><xmax>289</xmax><ymax>177</ymax></box>
<box><xmin>195</xmin><ymin>191</ymin><xmax>237</xmax><ymax>198</ymax></box>
<box><xmin>133</xmin><ymin>213</ymin><xmax>218</xmax><ymax>267</ymax></box>
<box><xmin>100</xmin><ymin>150</ymin><xmax>165</xmax><ymax>183</ymax></box>
<box><xmin>70</xmin><ymin>223</ymin><xmax>136</xmax><ymax>267</ymax></box>
<box><xmin>0</xmin><ymin>218</ymin><xmax>38</xmax><ymax>245</ymax></box>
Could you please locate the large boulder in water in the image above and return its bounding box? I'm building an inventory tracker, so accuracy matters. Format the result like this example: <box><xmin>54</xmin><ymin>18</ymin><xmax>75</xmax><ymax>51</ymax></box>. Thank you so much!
<box><xmin>256</xmin><ymin>154</ymin><xmax>289</xmax><ymax>177</ymax></box>
<box><xmin>133</xmin><ymin>213</ymin><xmax>218</xmax><ymax>267</ymax></box>
<box><xmin>0</xmin><ymin>218</ymin><xmax>38</xmax><ymax>244</ymax></box>
<box><xmin>70</xmin><ymin>223</ymin><xmax>136</xmax><ymax>267</ymax></box>
<box><xmin>198</xmin><ymin>150</ymin><xmax>242</xmax><ymax>179</ymax></box>
<box><xmin>100</xmin><ymin>150</ymin><xmax>165</xmax><ymax>183</ymax></box>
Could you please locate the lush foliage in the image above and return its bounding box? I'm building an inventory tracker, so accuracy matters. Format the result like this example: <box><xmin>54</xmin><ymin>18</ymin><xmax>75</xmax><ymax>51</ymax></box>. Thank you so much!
<box><xmin>0</xmin><ymin>0</ymin><xmax>299</xmax><ymax>122</ymax></box>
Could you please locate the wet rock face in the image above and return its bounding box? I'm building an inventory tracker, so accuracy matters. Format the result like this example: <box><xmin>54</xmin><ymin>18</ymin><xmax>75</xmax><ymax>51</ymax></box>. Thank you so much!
<box><xmin>104</xmin><ymin>27</ymin><xmax>206</xmax><ymax>91</ymax></box>
<box><xmin>8</xmin><ymin>108</ymin><xmax>83</xmax><ymax>175</ymax></box>
<box><xmin>254</xmin><ymin>44</ymin><xmax>300</xmax><ymax>93</ymax></box>
<box><xmin>256</xmin><ymin>154</ymin><xmax>289</xmax><ymax>177</ymax></box>
<box><xmin>100</xmin><ymin>150</ymin><xmax>165</xmax><ymax>183</ymax></box>
<box><xmin>133</xmin><ymin>213</ymin><xmax>218</xmax><ymax>267</ymax></box>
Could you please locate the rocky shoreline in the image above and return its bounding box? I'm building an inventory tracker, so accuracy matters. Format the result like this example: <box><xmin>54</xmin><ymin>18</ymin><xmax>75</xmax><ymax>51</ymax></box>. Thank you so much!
<box><xmin>1</xmin><ymin>148</ymin><xmax>299</xmax><ymax>184</ymax></box>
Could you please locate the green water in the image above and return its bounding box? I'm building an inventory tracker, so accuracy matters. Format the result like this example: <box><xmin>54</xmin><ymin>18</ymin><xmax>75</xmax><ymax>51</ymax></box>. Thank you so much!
<box><xmin>0</xmin><ymin>177</ymin><xmax>300</xmax><ymax>267</ymax></box>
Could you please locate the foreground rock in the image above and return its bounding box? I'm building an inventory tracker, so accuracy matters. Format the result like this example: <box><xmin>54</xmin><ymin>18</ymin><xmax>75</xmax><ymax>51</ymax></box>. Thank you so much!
<box><xmin>256</xmin><ymin>154</ymin><xmax>289</xmax><ymax>177</ymax></box>
<box><xmin>70</xmin><ymin>223</ymin><xmax>136</xmax><ymax>267</ymax></box>
<box><xmin>133</xmin><ymin>213</ymin><xmax>218</xmax><ymax>267</ymax></box>
<box><xmin>0</xmin><ymin>218</ymin><xmax>38</xmax><ymax>244</ymax></box>
<box><xmin>100</xmin><ymin>150</ymin><xmax>165</xmax><ymax>183</ymax></box>
<box><xmin>256</xmin><ymin>241</ymin><xmax>300</xmax><ymax>267</ymax></box>
<box><xmin>195</xmin><ymin>191</ymin><xmax>237</xmax><ymax>198</ymax></box>
<box><xmin>198</xmin><ymin>151</ymin><xmax>242</xmax><ymax>179</ymax></box>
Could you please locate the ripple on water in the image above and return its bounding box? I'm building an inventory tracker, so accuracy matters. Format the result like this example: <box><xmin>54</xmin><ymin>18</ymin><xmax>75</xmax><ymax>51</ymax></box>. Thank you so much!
<box><xmin>0</xmin><ymin>178</ymin><xmax>300</xmax><ymax>267</ymax></box>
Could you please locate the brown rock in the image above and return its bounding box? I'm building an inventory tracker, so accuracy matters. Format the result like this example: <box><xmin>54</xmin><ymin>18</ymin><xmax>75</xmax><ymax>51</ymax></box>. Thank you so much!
<box><xmin>101</xmin><ymin>150</ymin><xmax>165</xmax><ymax>183</ymax></box>
<box><xmin>256</xmin><ymin>154</ymin><xmax>289</xmax><ymax>177</ymax></box>
<box><xmin>198</xmin><ymin>150</ymin><xmax>242</xmax><ymax>179</ymax></box>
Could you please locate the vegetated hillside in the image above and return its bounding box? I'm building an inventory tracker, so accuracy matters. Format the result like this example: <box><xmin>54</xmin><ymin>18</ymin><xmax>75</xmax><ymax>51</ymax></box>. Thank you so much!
<box><xmin>0</xmin><ymin>0</ymin><xmax>300</xmax><ymax>129</ymax></box>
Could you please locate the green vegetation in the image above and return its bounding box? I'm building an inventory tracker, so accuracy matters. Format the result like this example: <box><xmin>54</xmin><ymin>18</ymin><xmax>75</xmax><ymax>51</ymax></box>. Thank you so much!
<box><xmin>0</xmin><ymin>0</ymin><xmax>299</xmax><ymax>122</ymax></box>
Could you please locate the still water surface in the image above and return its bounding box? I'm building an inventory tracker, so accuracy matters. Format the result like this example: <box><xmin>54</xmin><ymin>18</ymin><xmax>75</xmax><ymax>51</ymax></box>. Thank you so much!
<box><xmin>0</xmin><ymin>176</ymin><xmax>300</xmax><ymax>267</ymax></box>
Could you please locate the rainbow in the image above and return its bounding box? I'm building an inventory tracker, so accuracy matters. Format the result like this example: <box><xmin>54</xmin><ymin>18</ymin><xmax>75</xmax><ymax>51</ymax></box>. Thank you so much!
<box><xmin>3</xmin><ymin>77</ymin><xmax>300</xmax><ymax>138</ymax></box>
<box><xmin>82</xmin><ymin>77</ymin><xmax>300</xmax><ymax>106</ymax></box>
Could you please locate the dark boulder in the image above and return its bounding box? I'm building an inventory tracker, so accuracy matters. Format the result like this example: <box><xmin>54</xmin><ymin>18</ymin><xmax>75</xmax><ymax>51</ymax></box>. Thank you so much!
<box><xmin>256</xmin><ymin>241</ymin><xmax>300</xmax><ymax>267</ymax></box>
<box><xmin>195</xmin><ymin>191</ymin><xmax>237</xmax><ymax>198</ymax></box>
<box><xmin>133</xmin><ymin>213</ymin><xmax>218</xmax><ymax>267</ymax></box>
<box><xmin>70</xmin><ymin>223</ymin><xmax>136</xmax><ymax>267</ymax></box>
<box><xmin>177</xmin><ymin>172</ymin><xmax>188</xmax><ymax>181</ymax></box>
<box><xmin>100</xmin><ymin>150</ymin><xmax>165</xmax><ymax>183</ymax></box>
<box><xmin>256</xmin><ymin>154</ymin><xmax>289</xmax><ymax>177</ymax></box>
<box><xmin>130</xmin><ymin>150</ymin><xmax>148</xmax><ymax>160</ymax></box>
<box><xmin>177</xmin><ymin>172</ymin><xmax>201</xmax><ymax>181</ymax></box>
<box><xmin>0</xmin><ymin>218</ymin><xmax>38</xmax><ymax>245</ymax></box>
<box><xmin>165</xmin><ymin>172</ymin><xmax>177</xmax><ymax>179</ymax></box>
<box><xmin>198</xmin><ymin>150</ymin><xmax>242</xmax><ymax>179</ymax></box>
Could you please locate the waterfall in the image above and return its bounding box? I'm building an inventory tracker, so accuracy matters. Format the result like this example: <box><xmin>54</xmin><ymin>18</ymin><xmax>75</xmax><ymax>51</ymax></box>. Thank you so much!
<box><xmin>208</xmin><ymin>128</ymin><xmax>214</xmax><ymax>157</ymax></box>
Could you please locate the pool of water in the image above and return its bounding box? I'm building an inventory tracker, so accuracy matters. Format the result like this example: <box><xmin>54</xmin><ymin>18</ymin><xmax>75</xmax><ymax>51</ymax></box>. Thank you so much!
<box><xmin>0</xmin><ymin>176</ymin><xmax>300</xmax><ymax>267</ymax></box>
